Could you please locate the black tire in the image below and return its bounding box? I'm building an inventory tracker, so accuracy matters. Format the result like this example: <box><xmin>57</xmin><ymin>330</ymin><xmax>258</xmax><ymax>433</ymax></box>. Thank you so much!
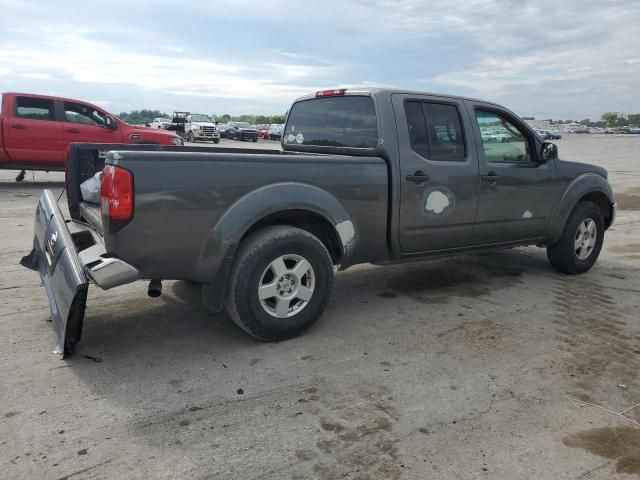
<box><xmin>225</xmin><ymin>226</ymin><xmax>334</xmax><ymax>341</ymax></box>
<box><xmin>252</xmin><ymin>138</ymin><xmax>258</xmax><ymax>142</ymax></box>
<box><xmin>187</xmin><ymin>132</ymin><xmax>195</xmax><ymax>143</ymax></box>
<box><xmin>213</xmin><ymin>138</ymin><xmax>220</xmax><ymax>144</ymax></box>
<box><xmin>547</xmin><ymin>200</ymin><xmax>604</xmax><ymax>274</ymax></box>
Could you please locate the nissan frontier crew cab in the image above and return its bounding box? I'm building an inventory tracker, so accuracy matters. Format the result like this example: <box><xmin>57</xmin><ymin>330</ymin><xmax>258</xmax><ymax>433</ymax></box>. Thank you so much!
<box><xmin>22</xmin><ymin>88</ymin><xmax>616</xmax><ymax>356</ymax></box>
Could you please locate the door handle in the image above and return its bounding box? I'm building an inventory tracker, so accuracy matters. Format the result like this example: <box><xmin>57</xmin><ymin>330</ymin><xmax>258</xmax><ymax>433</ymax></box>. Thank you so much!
<box><xmin>66</xmin><ymin>128</ymin><xmax>80</xmax><ymax>134</ymax></box>
<box><xmin>406</xmin><ymin>171</ymin><xmax>430</xmax><ymax>183</ymax></box>
<box><xmin>11</xmin><ymin>124</ymin><xmax>26</xmax><ymax>129</ymax></box>
<box><xmin>481</xmin><ymin>172</ymin><xmax>499</xmax><ymax>183</ymax></box>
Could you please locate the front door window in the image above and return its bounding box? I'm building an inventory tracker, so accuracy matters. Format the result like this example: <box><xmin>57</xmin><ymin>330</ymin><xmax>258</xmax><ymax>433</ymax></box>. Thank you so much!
<box><xmin>475</xmin><ymin>111</ymin><xmax>531</xmax><ymax>163</ymax></box>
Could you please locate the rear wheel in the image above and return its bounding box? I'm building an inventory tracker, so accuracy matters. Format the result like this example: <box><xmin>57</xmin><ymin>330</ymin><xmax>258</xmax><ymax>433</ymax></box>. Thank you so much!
<box><xmin>547</xmin><ymin>200</ymin><xmax>604</xmax><ymax>274</ymax></box>
<box><xmin>225</xmin><ymin>226</ymin><xmax>334</xmax><ymax>341</ymax></box>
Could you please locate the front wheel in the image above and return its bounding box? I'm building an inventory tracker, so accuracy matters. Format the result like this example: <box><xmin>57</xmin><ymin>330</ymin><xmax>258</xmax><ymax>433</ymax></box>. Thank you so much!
<box><xmin>547</xmin><ymin>200</ymin><xmax>604</xmax><ymax>274</ymax></box>
<box><xmin>187</xmin><ymin>132</ymin><xmax>195</xmax><ymax>143</ymax></box>
<box><xmin>225</xmin><ymin>226</ymin><xmax>334</xmax><ymax>341</ymax></box>
<box><xmin>213</xmin><ymin>138</ymin><xmax>220</xmax><ymax>144</ymax></box>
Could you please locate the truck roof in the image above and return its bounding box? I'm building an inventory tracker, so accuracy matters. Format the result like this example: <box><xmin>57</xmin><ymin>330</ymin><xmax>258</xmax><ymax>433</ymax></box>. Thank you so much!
<box><xmin>1</xmin><ymin>91</ymin><xmax>106</xmax><ymax>106</ymax></box>
<box><xmin>293</xmin><ymin>87</ymin><xmax>502</xmax><ymax>108</ymax></box>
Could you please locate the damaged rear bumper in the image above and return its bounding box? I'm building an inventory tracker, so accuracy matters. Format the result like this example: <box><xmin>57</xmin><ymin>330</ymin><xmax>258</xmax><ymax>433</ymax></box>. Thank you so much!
<box><xmin>21</xmin><ymin>190</ymin><xmax>139</xmax><ymax>357</ymax></box>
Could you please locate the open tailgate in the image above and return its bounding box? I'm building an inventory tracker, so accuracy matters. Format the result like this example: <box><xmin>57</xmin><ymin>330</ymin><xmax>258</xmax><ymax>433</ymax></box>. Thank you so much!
<box><xmin>21</xmin><ymin>190</ymin><xmax>88</xmax><ymax>356</ymax></box>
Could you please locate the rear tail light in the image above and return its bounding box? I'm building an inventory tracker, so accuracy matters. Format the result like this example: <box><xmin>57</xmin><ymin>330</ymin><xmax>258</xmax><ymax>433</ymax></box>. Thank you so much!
<box><xmin>315</xmin><ymin>88</ymin><xmax>347</xmax><ymax>97</ymax></box>
<box><xmin>100</xmin><ymin>165</ymin><xmax>133</xmax><ymax>232</ymax></box>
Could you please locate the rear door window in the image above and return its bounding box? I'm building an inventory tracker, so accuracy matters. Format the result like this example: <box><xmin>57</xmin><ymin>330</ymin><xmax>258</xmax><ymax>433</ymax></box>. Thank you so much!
<box><xmin>284</xmin><ymin>96</ymin><xmax>378</xmax><ymax>148</ymax></box>
<box><xmin>15</xmin><ymin>96</ymin><xmax>55</xmax><ymax>121</ymax></box>
<box><xmin>405</xmin><ymin>100</ymin><xmax>466</xmax><ymax>161</ymax></box>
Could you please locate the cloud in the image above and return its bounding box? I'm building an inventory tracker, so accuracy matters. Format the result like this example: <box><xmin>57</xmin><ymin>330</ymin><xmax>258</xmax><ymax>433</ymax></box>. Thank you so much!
<box><xmin>0</xmin><ymin>0</ymin><xmax>638</xmax><ymax>117</ymax></box>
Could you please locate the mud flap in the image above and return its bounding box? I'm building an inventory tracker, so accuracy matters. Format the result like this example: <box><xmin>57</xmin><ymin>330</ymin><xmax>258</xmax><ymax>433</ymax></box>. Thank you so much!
<box><xmin>22</xmin><ymin>190</ymin><xmax>89</xmax><ymax>357</ymax></box>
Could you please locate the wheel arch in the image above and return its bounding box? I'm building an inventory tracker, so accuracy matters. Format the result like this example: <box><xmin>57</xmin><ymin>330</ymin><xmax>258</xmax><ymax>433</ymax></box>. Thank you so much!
<box><xmin>198</xmin><ymin>182</ymin><xmax>357</xmax><ymax>312</ymax></box>
<box><xmin>546</xmin><ymin>173</ymin><xmax>614</xmax><ymax>245</ymax></box>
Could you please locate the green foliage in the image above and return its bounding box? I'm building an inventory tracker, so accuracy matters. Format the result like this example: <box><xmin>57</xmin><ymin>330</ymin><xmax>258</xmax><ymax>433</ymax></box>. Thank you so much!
<box><xmin>116</xmin><ymin>109</ymin><xmax>287</xmax><ymax>126</ymax></box>
<box><xmin>117</xmin><ymin>110</ymin><xmax>169</xmax><ymax>125</ymax></box>
<box><xmin>600</xmin><ymin>112</ymin><xmax>630</xmax><ymax>127</ymax></box>
<box><xmin>627</xmin><ymin>113</ymin><xmax>640</xmax><ymax>127</ymax></box>
<box><xmin>114</xmin><ymin>107</ymin><xmax>640</xmax><ymax>130</ymax></box>
<box><xmin>212</xmin><ymin>113</ymin><xmax>286</xmax><ymax>125</ymax></box>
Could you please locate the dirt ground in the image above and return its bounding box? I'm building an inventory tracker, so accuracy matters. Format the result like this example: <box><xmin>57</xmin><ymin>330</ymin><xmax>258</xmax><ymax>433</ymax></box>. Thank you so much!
<box><xmin>1</xmin><ymin>135</ymin><xmax>639</xmax><ymax>479</ymax></box>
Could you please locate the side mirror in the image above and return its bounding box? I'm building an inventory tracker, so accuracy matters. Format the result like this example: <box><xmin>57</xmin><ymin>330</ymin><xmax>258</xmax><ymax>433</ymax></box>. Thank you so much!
<box><xmin>540</xmin><ymin>142</ymin><xmax>558</xmax><ymax>163</ymax></box>
<box><xmin>105</xmin><ymin>115</ymin><xmax>117</xmax><ymax>130</ymax></box>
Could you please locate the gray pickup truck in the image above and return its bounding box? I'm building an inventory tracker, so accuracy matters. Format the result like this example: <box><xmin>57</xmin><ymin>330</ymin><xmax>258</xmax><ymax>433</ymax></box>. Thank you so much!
<box><xmin>22</xmin><ymin>88</ymin><xmax>616</xmax><ymax>356</ymax></box>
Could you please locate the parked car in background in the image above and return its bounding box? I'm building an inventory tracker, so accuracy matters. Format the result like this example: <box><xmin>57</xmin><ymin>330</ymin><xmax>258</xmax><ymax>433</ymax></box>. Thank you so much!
<box><xmin>218</xmin><ymin>123</ymin><xmax>230</xmax><ymax>138</ymax></box>
<box><xmin>547</xmin><ymin>130</ymin><xmax>562</xmax><ymax>139</ymax></box>
<box><xmin>535</xmin><ymin>129</ymin><xmax>562</xmax><ymax>140</ymax></box>
<box><xmin>23</xmin><ymin>87</ymin><xmax>616</xmax><ymax>355</ymax></box>
<box><xmin>0</xmin><ymin>92</ymin><xmax>183</xmax><ymax>180</ymax></box>
<box><xmin>150</xmin><ymin>118</ymin><xmax>171</xmax><ymax>129</ymax></box>
<box><xmin>256</xmin><ymin>124</ymin><xmax>270</xmax><ymax>139</ymax></box>
<box><xmin>227</xmin><ymin>121</ymin><xmax>258</xmax><ymax>141</ymax></box>
<box><xmin>184</xmin><ymin>113</ymin><xmax>220</xmax><ymax>143</ymax></box>
<box><xmin>268</xmin><ymin>124</ymin><xmax>284</xmax><ymax>140</ymax></box>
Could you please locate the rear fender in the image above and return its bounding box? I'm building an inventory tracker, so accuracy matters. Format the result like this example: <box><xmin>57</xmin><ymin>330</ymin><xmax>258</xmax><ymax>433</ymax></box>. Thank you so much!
<box><xmin>546</xmin><ymin>173</ymin><xmax>614</xmax><ymax>244</ymax></box>
<box><xmin>198</xmin><ymin>182</ymin><xmax>356</xmax><ymax>312</ymax></box>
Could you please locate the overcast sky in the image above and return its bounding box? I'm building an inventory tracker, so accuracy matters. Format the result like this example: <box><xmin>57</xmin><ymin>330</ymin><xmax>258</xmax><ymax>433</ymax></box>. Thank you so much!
<box><xmin>1</xmin><ymin>0</ymin><xmax>639</xmax><ymax>119</ymax></box>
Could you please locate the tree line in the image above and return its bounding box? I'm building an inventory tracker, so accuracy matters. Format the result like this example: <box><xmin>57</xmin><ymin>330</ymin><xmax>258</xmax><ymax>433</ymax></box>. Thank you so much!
<box><xmin>522</xmin><ymin>113</ymin><xmax>640</xmax><ymax>128</ymax></box>
<box><xmin>116</xmin><ymin>110</ymin><xmax>286</xmax><ymax>125</ymax></box>
<box><xmin>117</xmin><ymin>110</ymin><xmax>639</xmax><ymax>128</ymax></box>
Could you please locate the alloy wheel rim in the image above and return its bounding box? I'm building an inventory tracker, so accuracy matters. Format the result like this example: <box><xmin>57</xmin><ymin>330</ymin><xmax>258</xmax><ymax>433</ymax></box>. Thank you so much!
<box><xmin>258</xmin><ymin>254</ymin><xmax>315</xmax><ymax>318</ymax></box>
<box><xmin>575</xmin><ymin>218</ymin><xmax>597</xmax><ymax>260</ymax></box>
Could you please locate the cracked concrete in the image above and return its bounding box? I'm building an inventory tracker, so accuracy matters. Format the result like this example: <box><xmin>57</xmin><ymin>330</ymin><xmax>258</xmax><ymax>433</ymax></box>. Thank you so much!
<box><xmin>1</xmin><ymin>135</ymin><xmax>640</xmax><ymax>479</ymax></box>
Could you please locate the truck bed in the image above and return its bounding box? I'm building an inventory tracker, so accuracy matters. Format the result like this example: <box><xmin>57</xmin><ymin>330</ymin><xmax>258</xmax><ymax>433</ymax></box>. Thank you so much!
<box><xmin>67</xmin><ymin>143</ymin><xmax>390</xmax><ymax>282</ymax></box>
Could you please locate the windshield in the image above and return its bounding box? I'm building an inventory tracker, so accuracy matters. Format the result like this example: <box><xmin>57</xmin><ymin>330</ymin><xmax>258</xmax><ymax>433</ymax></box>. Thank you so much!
<box><xmin>191</xmin><ymin>114</ymin><xmax>211</xmax><ymax>122</ymax></box>
<box><xmin>235</xmin><ymin>122</ymin><xmax>251</xmax><ymax>128</ymax></box>
<box><xmin>284</xmin><ymin>95</ymin><xmax>378</xmax><ymax>148</ymax></box>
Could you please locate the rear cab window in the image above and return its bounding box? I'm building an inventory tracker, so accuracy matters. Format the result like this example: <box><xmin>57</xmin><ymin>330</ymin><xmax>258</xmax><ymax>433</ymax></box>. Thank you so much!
<box><xmin>15</xmin><ymin>96</ymin><xmax>55</xmax><ymax>121</ymax></box>
<box><xmin>283</xmin><ymin>95</ymin><xmax>378</xmax><ymax>149</ymax></box>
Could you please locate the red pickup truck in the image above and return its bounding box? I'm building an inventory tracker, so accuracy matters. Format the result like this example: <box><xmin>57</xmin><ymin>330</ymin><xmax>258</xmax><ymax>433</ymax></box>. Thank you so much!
<box><xmin>0</xmin><ymin>92</ymin><xmax>184</xmax><ymax>180</ymax></box>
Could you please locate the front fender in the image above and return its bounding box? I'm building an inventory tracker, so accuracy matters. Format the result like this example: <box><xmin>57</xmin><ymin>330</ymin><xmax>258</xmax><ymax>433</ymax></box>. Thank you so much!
<box><xmin>197</xmin><ymin>182</ymin><xmax>357</xmax><ymax>311</ymax></box>
<box><xmin>546</xmin><ymin>173</ymin><xmax>614</xmax><ymax>244</ymax></box>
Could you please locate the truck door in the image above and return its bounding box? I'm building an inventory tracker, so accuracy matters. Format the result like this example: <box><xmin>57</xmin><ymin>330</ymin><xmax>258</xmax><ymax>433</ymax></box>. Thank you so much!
<box><xmin>466</xmin><ymin>102</ymin><xmax>558</xmax><ymax>244</ymax></box>
<box><xmin>62</xmin><ymin>101</ymin><xmax>122</xmax><ymax>152</ymax></box>
<box><xmin>3</xmin><ymin>95</ymin><xmax>64</xmax><ymax>166</ymax></box>
<box><xmin>392</xmin><ymin>94</ymin><xmax>479</xmax><ymax>252</ymax></box>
